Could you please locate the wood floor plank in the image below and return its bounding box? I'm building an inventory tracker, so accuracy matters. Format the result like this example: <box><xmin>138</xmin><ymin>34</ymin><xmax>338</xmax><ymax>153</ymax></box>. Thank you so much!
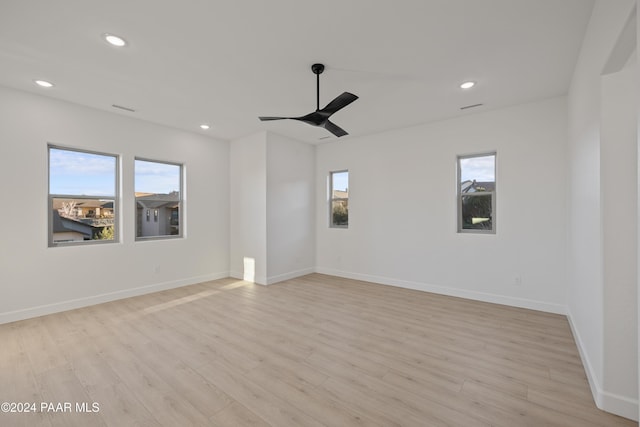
<box><xmin>304</xmin><ymin>343</ymin><xmax>491</xmax><ymax>427</ymax></box>
<box><xmin>34</xmin><ymin>366</ymin><xmax>107</xmax><ymax>427</ymax></box>
<box><xmin>94</xmin><ymin>330</ymin><xmax>213</xmax><ymax>426</ymax></box>
<box><xmin>84</xmin><ymin>382</ymin><xmax>161</xmax><ymax>427</ymax></box>
<box><xmin>0</xmin><ymin>325</ymin><xmax>52</xmax><ymax>427</ymax></box>
<box><xmin>0</xmin><ymin>273</ymin><xmax>635</xmax><ymax>427</ymax></box>
<box><xmin>245</xmin><ymin>362</ymin><xmax>382</xmax><ymax>427</ymax></box>
<box><xmin>194</xmin><ymin>358</ymin><xmax>327</xmax><ymax>427</ymax></box>
<box><xmin>527</xmin><ymin>387</ymin><xmax>634</xmax><ymax>427</ymax></box>
<box><xmin>461</xmin><ymin>379</ymin><xmax>605</xmax><ymax>427</ymax></box>
<box><xmin>209</xmin><ymin>401</ymin><xmax>271</xmax><ymax>427</ymax></box>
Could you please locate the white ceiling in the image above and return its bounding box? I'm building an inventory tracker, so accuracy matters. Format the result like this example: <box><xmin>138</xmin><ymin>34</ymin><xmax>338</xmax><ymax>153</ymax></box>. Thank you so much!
<box><xmin>0</xmin><ymin>0</ymin><xmax>594</xmax><ymax>143</ymax></box>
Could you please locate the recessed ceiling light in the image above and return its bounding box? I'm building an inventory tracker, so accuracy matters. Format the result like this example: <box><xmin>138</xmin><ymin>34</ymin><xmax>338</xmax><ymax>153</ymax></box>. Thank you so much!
<box><xmin>34</xmin><ymin>79</ymin><xmax>54</xmax><ymax>88</ymax></box>
<box><xmin>460</xmin><ymin>81</ymin><xmax>476</xmax><ymax>89</ymax></box>
<box><xmin>200</xmin><ymin>124</ymin><xmax>210</xmax><ymax>130</ymax></box>
<box><xmin>103</xmin><ymin>33</ymin><xmax>127</xmax><ymax>47</ymax></box>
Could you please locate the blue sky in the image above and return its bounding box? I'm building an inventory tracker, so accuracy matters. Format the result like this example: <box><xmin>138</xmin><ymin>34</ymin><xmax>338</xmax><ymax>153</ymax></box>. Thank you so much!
<box><xmin>330</xmin><ymin>158</ymin><xmax>494</xmax><ymax>194</ymax></box>
<box><xmin>49</xmin><ymin>148</ymin><xmax>116</xmax><ymax>196</ymax></box>
<box><xmin>135</xmin><ymin>160</ymin><xmax>180</xmax><ymax>194</ymax></box>
<box><xmin>49</xmin><ymin>149</ymin><xmax>181</xmax><ymax>196</ymax></box>
<box><xmin>51</xmin><ymin>148</ymin><xmax>489</xmax><ymax>197</ymax></box>
<box><xmin>460</xmin><ymin>155</ymin><xmax>495</xmax><ymax>182</ymax></box>
<box><xmin>332</xmin><ymin>171</ymin><xmax>348</xmax><ymax>192</ymax></box>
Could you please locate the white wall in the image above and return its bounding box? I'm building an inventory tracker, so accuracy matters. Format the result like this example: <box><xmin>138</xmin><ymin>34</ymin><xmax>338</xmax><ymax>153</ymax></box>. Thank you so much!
<box><xmin>638</xmin><ymin>6</ymin><xmax>640</xmax><ymax>422</ymax></box>
<box><xmin>230</xmin><ymin>131</ymin><xmax>316</xmax><ymax>285</ymax></box>
<box><xmin>316</xmin><ymin>96</ymin><xmax>568</xmax><ymax>313</ymax></box>
<box><xmin>229</xmin><ymin>132</ymin><xmax>268</xmax><ymax>283</ymax></box>
<box><xmin>266</xmin><ymin>132</ymin><xmax>316</xmax><ymax>283</ymax></box>
<box><xmin>0</xmin><ymin>86</ymin><xmax>230</xmax><ymax>324</ymax></box>
<box><xmin>567</xmin><ymin>0</ymin><xmax>638</xmax><ymax>419</ymax></box>
<box><xmin>601</xmin><ymin>63</ymin><xmax>638</xmax><ymax>409</ymax></box>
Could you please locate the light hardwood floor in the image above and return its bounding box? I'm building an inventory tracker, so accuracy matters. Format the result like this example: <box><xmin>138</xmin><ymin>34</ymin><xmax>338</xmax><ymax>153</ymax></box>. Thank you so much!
<box><xmin>0</xmin><ymin>274</ymin><xmax>635</xmax><ymax>426</ymax></box>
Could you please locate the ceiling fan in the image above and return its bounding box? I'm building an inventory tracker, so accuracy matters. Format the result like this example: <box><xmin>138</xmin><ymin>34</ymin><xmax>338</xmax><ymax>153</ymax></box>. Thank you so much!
<box><xmin>259</xmin><ymin>63</ymin><xmax>358</xmax><ymax>137</ymax></box>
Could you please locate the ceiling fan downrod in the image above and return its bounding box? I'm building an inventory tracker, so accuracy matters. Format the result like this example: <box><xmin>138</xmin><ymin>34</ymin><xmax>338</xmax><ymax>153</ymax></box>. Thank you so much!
<box><xmin>311</xmin><ymin>63</ymin><xmax>325</xmax><ymax>112</ymax></box>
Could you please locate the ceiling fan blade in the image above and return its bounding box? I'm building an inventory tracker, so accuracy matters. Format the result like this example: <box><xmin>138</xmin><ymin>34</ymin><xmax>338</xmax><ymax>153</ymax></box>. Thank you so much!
<box><xmin>319</xmin><ymin>92</ymin><xmax>358</xmax><ymax>116</ymax></box>
<box><xmin>258</xmin><ymin>64</ymin><xmax>357</xmax><ymax>136</ymax></box>
<box><xmin>293</xmin><ymin>111</ymin><xmax>324</xmax><ymax>126</ymax></box>
<box><xmin>322</xmin><ymin>120</ymin><xmax>349</xmax><ymax>137</ymax></box>
<box><xmin>259</xmin><ymin>116</ymin><xmax>289</xmax><ymax>121</ymax></box>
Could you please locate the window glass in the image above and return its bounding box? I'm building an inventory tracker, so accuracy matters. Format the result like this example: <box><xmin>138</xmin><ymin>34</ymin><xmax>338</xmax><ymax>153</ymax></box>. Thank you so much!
<box><xmin>458</xmin><ymin>153</ymin><xmax>495</xmax><ymax>233</ymax></box>
<box><xmin>48</xmin><ymin>146</ymin><xmax>118</xmax><ymax>246</ymax></box>
<box><xmin>135</xmin><ymin>159</ymin><xmax>182</xmax><ymax>239</ymax></box>
<box><xmin>330</xmin><ymin>170</ymin><xmax>349</xmax><ymax>228</ymax></box>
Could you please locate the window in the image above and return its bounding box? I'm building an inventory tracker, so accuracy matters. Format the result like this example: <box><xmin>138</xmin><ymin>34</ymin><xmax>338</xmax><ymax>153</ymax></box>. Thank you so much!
<box><xmin>457</xmin><ymin>152</ymin><xmax>496</xmax><ymax>233</ymax></box>
<box><xmin>135</xmin><ymin>159</ymin><xmax>182</xmax><ymax>239</ymax></box>
<box><xmin>330</xmin><ymin>170</ymin><xmax>349</xmax><ymax>228</ymax></box>
<box><xmin>48</xmin><ymin>146</ymin><xmax>118</xmax><ymax>246</ymax></box>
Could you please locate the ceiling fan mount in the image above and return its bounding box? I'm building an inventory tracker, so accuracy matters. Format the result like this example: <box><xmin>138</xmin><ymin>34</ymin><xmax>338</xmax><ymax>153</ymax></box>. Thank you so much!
<box><xmin>259</xmin><ymin>63</ymin><xmax>358</xmax><ymax>137</ymax></box>
<box><xmin>311</xmin><ymin>63</ymin><xmax>325</xmax><ymax>75</ymax></box>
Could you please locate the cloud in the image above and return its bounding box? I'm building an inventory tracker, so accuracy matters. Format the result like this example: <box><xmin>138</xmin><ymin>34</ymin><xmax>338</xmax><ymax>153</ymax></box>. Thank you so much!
<box><xmin>49</xmin><ymin>149</ymin><xmax>116</xmax><ymax>195</ymax></box>
<box><xmin>50</xmin><ymin>148</ymin><xmax>115</xmax><ymax>176</ymax></box>
<box><xmin>135</xmin><ymin>160</ymin><xmax>181</xmax><ymax>194</ymax></box>
<box><xmin>460</xmin><ymin>155</ymin><xmax>495</xmax><ymax>182</ymax></box>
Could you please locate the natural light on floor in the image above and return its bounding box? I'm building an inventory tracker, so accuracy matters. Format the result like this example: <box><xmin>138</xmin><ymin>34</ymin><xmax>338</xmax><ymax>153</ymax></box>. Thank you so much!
<box><xmin>142</xmin><ymin>280</ymin><xmax>255</xmax><ymax>314</ymax></box>
<box><xmin>143</xmin><ymin>289</ymin><xmax>221</xmax><ymax>314</ymax></box>
<box><xmin>220</xmin><ymin>281</ymin><xmax>252</xmax><ymax>291</ymax></box>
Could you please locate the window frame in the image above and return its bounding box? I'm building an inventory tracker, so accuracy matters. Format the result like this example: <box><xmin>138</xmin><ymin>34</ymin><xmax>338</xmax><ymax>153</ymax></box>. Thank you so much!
<box><xmin>134</xmin><ymin>157</ymin><xmax>184</xmax><ymax>241</ymax></box>
<box><xmin>48</xmin><ymin>144</ymin><xmax>119</xmax><ymax>247</ymax></box>
<box><xmin>457</xmin><ymin>152</ymin><xmax>496</xmax><ymax>234</ymax></box>
<box><xmin>329</xmin><ymin>170</ymin><xmax>349</xmax><ymax>229</ymax></box>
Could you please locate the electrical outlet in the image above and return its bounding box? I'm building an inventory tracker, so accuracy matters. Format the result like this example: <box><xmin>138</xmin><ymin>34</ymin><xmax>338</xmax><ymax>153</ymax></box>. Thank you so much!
<box><xmin>514</xmin><ymin>276</ymin><xmax>522</xmax><ymax>286</ymax></box>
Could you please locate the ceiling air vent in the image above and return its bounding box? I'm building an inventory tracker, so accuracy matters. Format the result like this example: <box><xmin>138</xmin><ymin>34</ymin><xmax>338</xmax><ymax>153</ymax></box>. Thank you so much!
<box><xmin>112</xmin><ymin>104</ymin><xmax>136</xmax><ymax>112</ymax></box>
<box><xmin>460</xmin><ymin>103</ymin><xmax>483</xmax><ymax>110</ymax></box>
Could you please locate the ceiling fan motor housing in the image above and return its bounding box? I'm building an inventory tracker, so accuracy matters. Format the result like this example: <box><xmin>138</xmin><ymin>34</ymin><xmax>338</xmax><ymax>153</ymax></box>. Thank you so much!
<box><xmin>311</xmin><ymin>63</ymin><xmax>325</xmax><ymax>74</ymax></box>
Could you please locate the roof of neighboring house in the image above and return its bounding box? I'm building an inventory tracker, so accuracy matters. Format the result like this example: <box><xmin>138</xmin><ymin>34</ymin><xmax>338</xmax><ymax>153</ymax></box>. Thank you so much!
<box><xmin>136</xmin><ymin>192</ymin><xmax>179</xmax><ymax>209</ymax></box>
<box><xmin>52</xmin><ymin>210</ymin><xmax>94</xmax><ymax>236</ymax></box>
<box><xmin>332</xmin><ymin>190</ymin><xmax>348</xmax><ymax>199</ymax></box>
<box><xmin>136</xmin><ymin>191</ymin><xmax>179</xmax><ymax>201</ymax></box>
<box><xmin>461</xmin><ymin>180</ymin><xmax>495</xmax><ymax>193</ymax></box>
<box><xmin>137</xmin><ymin>200</ymin><xmax>179</xmax><ymax>209</ymax></box>
<box><xmin>52</xmin><ymin>198</ymin><xmax>114</xmax><ymax>210</ymax></box>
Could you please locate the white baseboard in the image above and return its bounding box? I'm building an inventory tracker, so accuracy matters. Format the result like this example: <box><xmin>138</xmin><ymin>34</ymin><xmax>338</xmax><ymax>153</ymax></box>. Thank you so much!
<box><xmin>230</xmin><ymin>267</ymin><xmax>315</xmax><ymax>285</ymax></box>
<box><xmin>566</xmin><ymin>309</ymin><xmax>639</xmax><ymax>421</ymax></box>
<box><xmin>0</xmin><ymin>271</ymin><xmax>229</xmax><ymax>325</ymax></box>
<box><xmin>600</xmin><ymin>391</ymin><xmax>639</xmax><ymax>421</ymax></box>
<box><xmin>315</xmin><ymin>267</ymin><xmax>566</xmax><ymax>314</ymax></box>
<box><xmin>228</xmin><ymin>270</ymin><xmax>267</xmax><ymax>285</ymax></box>
<box><xmin>267</xmin><ymin>267</ymin><xmax>316</xmax><ymax>285</ymax></box>
<box><xmin>566</xmin><ymin>310</ymin><xmax>604</xmax><ymax>408</ymax></box>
